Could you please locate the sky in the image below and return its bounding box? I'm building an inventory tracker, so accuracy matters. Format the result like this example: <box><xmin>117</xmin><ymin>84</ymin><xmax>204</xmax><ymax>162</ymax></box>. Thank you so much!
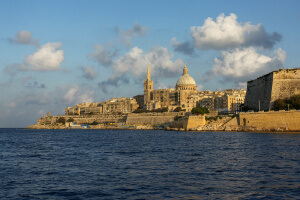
<box><xmin>0</xmin><ymin>0</ymin><xmax>299</xmax><ymax>128</ymax></box>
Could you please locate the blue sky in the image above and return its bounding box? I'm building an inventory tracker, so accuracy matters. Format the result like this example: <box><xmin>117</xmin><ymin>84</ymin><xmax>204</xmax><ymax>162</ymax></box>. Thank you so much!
<box><xmin>0</xmin><ymin>0</ymin><xmax>299</xmax><ymax>128</ymax></box>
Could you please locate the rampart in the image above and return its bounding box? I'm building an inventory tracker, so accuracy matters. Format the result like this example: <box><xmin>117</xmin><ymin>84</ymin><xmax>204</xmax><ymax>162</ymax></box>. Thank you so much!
<box><xmin>239</xmin><ymin>110</ymin><xmax>300</xmax><ymax>131</ymax></box>
<box><xmin>125</xmin><ymin>112</ymin><xmax>184</xmax><ymax>125</ymax></box>
<box><xmin>245</xmin><ymin>68</ymin><xmax>300</xmax><ymax>110</ymax></box>
<box><xmin>245</xmin><ymin>72</ymin><xmax>273</xmax><ymax>110</ymax></box>
<box><xmin>183</xmin><ymin>116</ymin><xmax>206</xmax><ymax>130</ymax></box>
<box><xmin>271</xmin><ymin>69</ymin><xmax>300</xmax><ymax>104</ymax></box>
<box><xmin>37</xmin><ymin>114</ymin><xmax>127</xmax><ymax>126</ymax></box>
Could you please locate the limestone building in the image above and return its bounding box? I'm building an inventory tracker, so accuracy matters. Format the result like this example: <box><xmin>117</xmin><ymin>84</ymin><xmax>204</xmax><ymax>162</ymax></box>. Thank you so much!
<box><xmin>65</xmin><ymin>97</ymin><xmax>138</xmax><ymax>116</ymax></box>
<box><xmin>142</xmin><ymin>64</ymin><xmax>246</xmax><ymax>112</ymax></box>
<box><xmin>245</xmin><ymin>68</ymin><xmax>300</xmax><ymax>111</ymax></box>
<box><xmin>143</xmin><ymin>64</ymin><xmax>198</xmax><ymax>111</ymax></box>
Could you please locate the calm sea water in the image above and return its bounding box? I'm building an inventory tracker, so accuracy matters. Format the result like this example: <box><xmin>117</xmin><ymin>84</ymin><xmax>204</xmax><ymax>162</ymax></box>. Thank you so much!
<box><xmin>0</xmin><ymin>129</ymin><xmax>299</xmax><ymax>199</ymax></box>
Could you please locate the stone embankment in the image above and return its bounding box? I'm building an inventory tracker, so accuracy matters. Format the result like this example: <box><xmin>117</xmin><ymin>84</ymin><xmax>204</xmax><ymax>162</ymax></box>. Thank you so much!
<box><xmin>27</xmin><ymin>110</ymin><xmax>300</xmax><ymax>132</ymax></box>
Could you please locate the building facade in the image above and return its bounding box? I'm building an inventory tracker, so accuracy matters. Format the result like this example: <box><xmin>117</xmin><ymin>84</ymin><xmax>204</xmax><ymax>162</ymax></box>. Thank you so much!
<box><xmin>65</xmin><ymin>98</ymin><xmax>138</xmax><ymax>116</ymax></box>
<box><xmin>143</xmin><ymin>64</ymin><xmax>246</xmax><ymax>112</ymax></box>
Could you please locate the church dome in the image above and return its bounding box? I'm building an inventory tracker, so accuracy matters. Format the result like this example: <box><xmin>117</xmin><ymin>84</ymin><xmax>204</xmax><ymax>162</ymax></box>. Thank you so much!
<box><xmin>176</xmin><ymin>74</ymin><xmax>196</xmax><ymax>86</ymax></box>
<box><xmin>176</xmin><ymin>64</ymin><xmax>196</xmax><ymax>89</ymax></box>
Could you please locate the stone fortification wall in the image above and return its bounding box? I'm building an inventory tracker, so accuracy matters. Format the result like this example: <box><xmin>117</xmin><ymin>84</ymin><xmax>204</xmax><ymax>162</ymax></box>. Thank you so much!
<box><xmin>126</xmin><ymin>112</ymin><xmax>184</xmax><ymax>125</ymax></box>
<box><xmin>183</xmin><ymin>116</ymin><xmax>206</xmax><ymax>131</ymax></box>
<box><xmin>270</xmin><ymin>69</ymin><xmax>300</xmax><ymax>106</ymax></box>
<box><xmin>245</xmin><ymin>68</ymin><xmax>300</xmax><ymax>111</ymax></box>
<box><xmin>38</xmin><ymin>114</ymin><xmax>127</xmax><ymax>125</ymax></box>
<box><xmin>239</xmin><ymin>110</ymin><xmax>300</xmax><ymax>131</ymax></box>
<box><xmin>245</xmin><ymin>72</ymin><xmax>273</xmax><ymax>111</ymax></box>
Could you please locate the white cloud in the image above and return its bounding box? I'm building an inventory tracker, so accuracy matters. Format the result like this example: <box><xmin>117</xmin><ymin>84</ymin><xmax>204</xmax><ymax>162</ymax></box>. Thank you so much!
<box><xmin>171</xmin><ymin>37</ymin><xmax>195</xmax><ymax>56</ymax></box>
<box><xmin>190</xmin><ymin>13</ymin><xmax>281</xmax><ymax>50</ymax></box>
<box><xmin>210</xmin><ymin>47</ymin><xmax>286</xmax><ymax>83</ymax></box>
<box><xmin>88</xmin><ymin>43</ymin><xmax>118</xmax><ymax>66</ymax></box>
<box><xmin>156</xmin><ymin>82</ymin><xmax>168</xmax><ymax>89</ymax></box>
<box><xmin>114</xmin><ymin>46</ymin><xmax>183</xmax><ymax>77</ymax></box>
<box><xmin>234</xmin><ymin>82</ymin><xmax>247</xmax><ymax>89</ymax></box>
<box><xmin>197</xmin><ymin>84</ymin><xmax>204</xmax><ymax>91</ymax></box>
<box><xmin>25</xmin><ymin>42</ymin><xmax>64</xmax><ymax>71</ymax></box>
<box><xmin>62</xmin><ymin>85</ymin><xmax>94</xmax><ymax>105</ymax></box>
<box><xmin>21</xmin><ymin>93</ymin><xmax>51</xmax><ymax>105</ymax></box>
<box><xmin>116</xmin><ymin>23</ymin><xmax>149</xmax><ymax>46</ymax></box>
<box><xmin>98</xmin><ymin>45</ymin><xmax>184</xmax><ymax>92</ymax></box>
<box><xmin>8</xmin><ymin>102</ymin><xmax>16</xmax><ymax>108</ymax></box>
<box><xmin>81</xmin><ymin>66</ymin><xmax>97</xmax><ymax>80</ymax></box>
<box><xmin>38</xmin><ymin>110</ymin><xmax>46</xmax><ymax>116</ymax></box>
<box><xmin>9</xmin><ymin>30</ymin><xmax>40</xmax><ymax>46</ymax></box>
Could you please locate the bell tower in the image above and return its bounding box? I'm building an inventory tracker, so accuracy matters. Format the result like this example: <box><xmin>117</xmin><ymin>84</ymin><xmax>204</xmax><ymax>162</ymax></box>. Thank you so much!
<box><xmin>144</xmin><ymin>64</ymin><xmax>153</xmax><ymax>106</ymax></box>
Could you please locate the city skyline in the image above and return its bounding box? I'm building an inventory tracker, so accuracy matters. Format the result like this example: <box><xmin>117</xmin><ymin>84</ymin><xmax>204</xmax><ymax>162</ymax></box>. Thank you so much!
<box><xmin>0</xmin><ymin>0</ymin><xmax>299</xmax><ymax>127</ymax></box>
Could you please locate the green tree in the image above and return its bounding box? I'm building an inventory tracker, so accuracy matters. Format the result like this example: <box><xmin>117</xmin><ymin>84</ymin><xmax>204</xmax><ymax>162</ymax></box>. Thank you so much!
<box><xmin>191</xmin><ymin>106</ymin><xmax>210</xmax><ymax>115</ymax></box>
<box><xmin>289</xmin><ymin>94</ymin><xmax>300</xmax><ymax>109</ymax></box>
<box><xmin>274</xmin><ymin>95</ymin><xmax>300</xmax><ymax>110</ymax></box>
<box><xmin>67</xmin><ymin>118</ymin><xmax>74</xmax><ymax>122</ymax></box>
<box><xmin>274</xmin><ymin>99</ymin><xmax>286</xmax><ymax>110</ymax></box>
<box><xmin>173</xmin><ymin>107</ymin><xmax>182</xmax><ymax>112</ymax></box>
<box><xmin>90</xmin><ymin>121</ymin><xmax>98</xmax><ymax>125</ymax></box>
<box><xmin>57</xmin><ymin>117</ymin><xmax>66</xmax><ymax>124</ymax></box>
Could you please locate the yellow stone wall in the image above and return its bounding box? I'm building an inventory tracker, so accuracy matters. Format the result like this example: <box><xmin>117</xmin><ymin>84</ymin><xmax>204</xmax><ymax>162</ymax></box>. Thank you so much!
<box><xmin>183</xmin><ymin>116</ymin><xmax>206</xmax><ymax>130</ymax></box>
<box><xmin>239</xmin><ymin>110</ymin><xmax>300</xmax><ymax>131</ymax></box>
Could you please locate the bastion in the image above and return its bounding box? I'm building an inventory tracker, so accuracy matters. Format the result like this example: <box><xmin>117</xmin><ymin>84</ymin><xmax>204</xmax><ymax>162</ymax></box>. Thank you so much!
<box><xmin>245</xmin><ymin>68</ymin><xmax>300</xmax><ymax>111</ymax></box>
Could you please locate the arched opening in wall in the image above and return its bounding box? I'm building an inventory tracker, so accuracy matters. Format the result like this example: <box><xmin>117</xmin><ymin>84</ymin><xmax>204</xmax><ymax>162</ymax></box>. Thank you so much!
<box><xmin>243</xmin><ymin>118</ymin><xmax>246</xmax><ymax>126</ymax></box>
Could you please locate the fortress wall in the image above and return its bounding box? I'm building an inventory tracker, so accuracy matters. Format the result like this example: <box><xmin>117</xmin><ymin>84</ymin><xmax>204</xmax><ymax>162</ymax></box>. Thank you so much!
<box><xmin>125</xmin><ymin>112</ymin><xmax>185</xmax><ymax>125</ymax></box>
<box><xmin>245</xmin><ymin>68</ymin><xmax>300</xmax><ymax>111</ymax></box>
<box><xmin>239</xmin><ymin>110</ymin><xmax>300</xmax><ymax>131</ymax></box>
<box><xmin>270</xmin><ymin>69</ymin><xmax>300</xmax><ymax>106</ymax></box>
<box><xmin>126</xmin><ymin>115</ymin><xmax>175</xmax><ymax>125</ymax></box>
<box><xmin>38</xmin><ymin>115</ymin><xmax>127</xmax><ymax>125</ymax></box>
<box><xmin>245</xmin><ymin>72</ymin><xmax>273</xmax><ymax>111</ymax></box>
<box><xmin>183</xmin><ymin>116</ymin><xmax>206</xmax><ymax>130</ymax></box>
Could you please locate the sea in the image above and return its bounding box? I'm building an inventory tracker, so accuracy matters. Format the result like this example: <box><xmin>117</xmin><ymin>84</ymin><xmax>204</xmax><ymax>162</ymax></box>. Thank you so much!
<box><xmin>0</xmin><ymin>129</ymin><xmax>299</xmax><ymax>200</ymax></box>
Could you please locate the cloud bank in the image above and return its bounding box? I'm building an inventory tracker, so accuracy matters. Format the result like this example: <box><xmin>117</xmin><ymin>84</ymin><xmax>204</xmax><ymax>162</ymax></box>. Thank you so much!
<box><xmin>81</xmin><ymin>66</ymin><xmax>97</xmax><ymax>80</ymax></box>
<box><xmin>171</xmin><ymin>38</ymin><xmax>195</xmax><ymax>56</ymax></box>
<box><xmin>99</xmin><ymin>46</ymin><xmax>184</xmax><ymax>93</ymax></box>
<box><xmin>88</xmin><ymin>43</ymin><xmax>119</xmax><ymax>67</ymax></box>
<box><xmin>190</xmin><ymin>13</ymin><xmax>281</xmax><ymax>50</ymax></box>
<box><xmin>209</xmin><ymin>47</ymin><xmax>286</xmax><ymax>84</ymax></box>
<box><xmin>62</xmin><ymin>85</ymin><xmax>94</xmax><ymax>105</ymax></box>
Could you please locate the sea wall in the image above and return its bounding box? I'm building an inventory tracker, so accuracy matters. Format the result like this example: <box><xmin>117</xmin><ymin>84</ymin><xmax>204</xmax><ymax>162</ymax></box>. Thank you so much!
<box><xmin>126</xmin><ymin>112</ymin><xmax>184</xmax><ymax>125</ymax></box>
<box><xmin>183</xmin><ymin>116</ymin><xmax>206</xmax><ymax>130</ymax></box>
<box><xmin>37</xmin><ymin>114</ymin><xmax>127</xmax><ymax>126</ymax></box>
<box><xmin>239</xmin><ymin>110</ymin><xmax>300</xmax><ymax>131</ymax></box>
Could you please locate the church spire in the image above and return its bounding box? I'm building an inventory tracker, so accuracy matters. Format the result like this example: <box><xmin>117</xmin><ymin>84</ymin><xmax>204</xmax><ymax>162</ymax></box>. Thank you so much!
<box><xmin>147</xmin><ymin>64</ymin><xmax>151</xmax><ymax>80</ymax></box>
